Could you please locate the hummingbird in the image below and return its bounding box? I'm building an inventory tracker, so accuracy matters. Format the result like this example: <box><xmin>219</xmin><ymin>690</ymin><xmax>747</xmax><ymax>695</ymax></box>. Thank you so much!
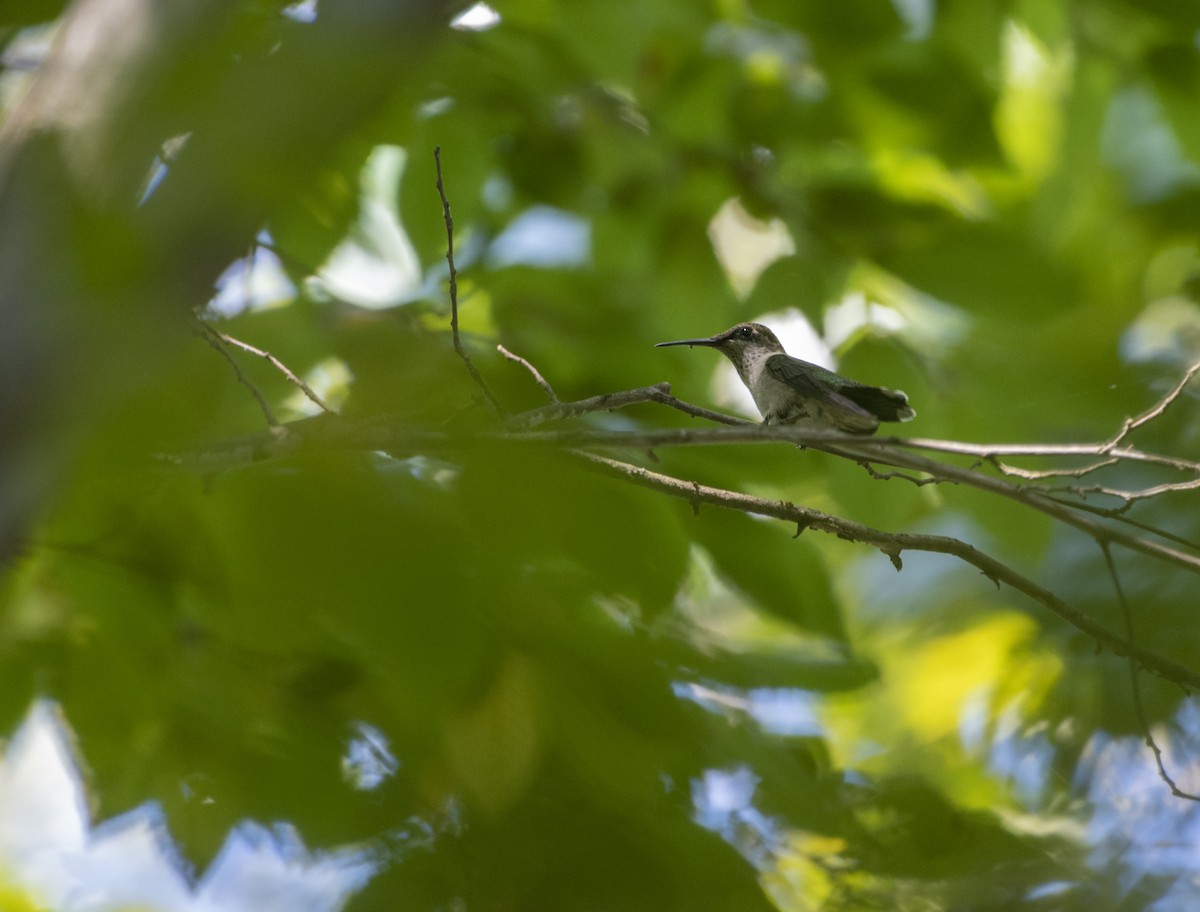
<box><xmin>656</xmin><ymin>322</ymin><xmax>915</xmax><ymax>434</ymax></box>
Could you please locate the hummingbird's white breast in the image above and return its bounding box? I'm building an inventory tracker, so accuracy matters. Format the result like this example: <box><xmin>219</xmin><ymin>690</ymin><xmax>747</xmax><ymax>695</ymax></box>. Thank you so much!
<box><xmin>737</xmin><ymin>348</ymin><xmax>810</xmax><ymax>425</ymax></box>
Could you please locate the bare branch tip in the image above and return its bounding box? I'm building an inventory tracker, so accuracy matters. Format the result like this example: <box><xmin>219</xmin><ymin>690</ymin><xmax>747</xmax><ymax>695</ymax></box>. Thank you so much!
<box><xmin>498</xmin><ymin>343</ymin><xmax>559</xmax><ymax>403</ymax></box>
<box><xmin>433</xmin><ymin>147</ymin><xmax>504</xmax><ymax>418</ymax></box>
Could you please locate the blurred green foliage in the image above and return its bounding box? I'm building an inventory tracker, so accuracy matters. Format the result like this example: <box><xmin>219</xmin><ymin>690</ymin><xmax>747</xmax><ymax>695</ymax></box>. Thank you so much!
<box><xmin>3</xmin><ymin>0</ymin><xmax>1200</xmax><ymax>909</ymax></box>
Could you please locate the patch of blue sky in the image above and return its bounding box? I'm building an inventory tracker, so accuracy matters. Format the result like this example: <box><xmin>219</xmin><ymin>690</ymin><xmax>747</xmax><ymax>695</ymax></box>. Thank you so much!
<box><xmin>208</xmin><ymin>231</ymin><xmax>296</xmax><ymax>317</ymax></box>
<box><xmin>487</xmin><ymin>206</ymin><xmax>591</xmax><ymax>270</ymax></box>
<box><xmin>0</xmin><ymin>701</ymin><xmax>375</xmax><ymax>911</ymax></box>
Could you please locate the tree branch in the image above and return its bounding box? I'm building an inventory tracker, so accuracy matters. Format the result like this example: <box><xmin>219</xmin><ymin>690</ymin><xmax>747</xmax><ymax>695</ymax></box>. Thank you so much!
<box><xmin>173</xmin><ymin>375</ymin><xmax>1200</xmax><ymax>576</ymax></box>
<box><xmin>827</xmin><ymin>437</ymin><xmax>1200</xmax><ymax>574</ymax></box>
<box><xmin>578</xmin><ymin>452</ymin><xmax>1200</xmax><ymax>692</ymax></box>
<box><xmin>447</xmin><ymin>422</ymin><xmax>1200</xmax><ymax>576</ymax></box>
<box><xmin>171</xmin><ymin>373</ymin><xmax>1200</xmax><ymax>697</ymax></box>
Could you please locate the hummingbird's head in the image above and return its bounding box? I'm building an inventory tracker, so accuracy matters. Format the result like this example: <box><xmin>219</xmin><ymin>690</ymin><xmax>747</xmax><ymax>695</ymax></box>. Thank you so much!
<box><xmin>655</xmin><ymin>322</ymin><xmax>786</xmax><ymax>365</ymax></box>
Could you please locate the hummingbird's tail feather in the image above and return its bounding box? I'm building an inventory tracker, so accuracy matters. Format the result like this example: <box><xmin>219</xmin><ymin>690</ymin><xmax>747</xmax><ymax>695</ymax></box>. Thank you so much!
<box><xmin>842</xmin><ymin>386</ymin><xmax>915</xmax><ymax>423</ymax></box>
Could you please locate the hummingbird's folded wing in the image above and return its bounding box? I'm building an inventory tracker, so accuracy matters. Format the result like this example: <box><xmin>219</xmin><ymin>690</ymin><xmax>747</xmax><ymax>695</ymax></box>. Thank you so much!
<box><xmin>766</xmin><ymin>354</ymin><xmax>914</xmax><ymax>429</ymax></box>
<box><xmin>764</xmin><ymin>354</ymin><xmax>880</xmax><ymax>432</ymax></box>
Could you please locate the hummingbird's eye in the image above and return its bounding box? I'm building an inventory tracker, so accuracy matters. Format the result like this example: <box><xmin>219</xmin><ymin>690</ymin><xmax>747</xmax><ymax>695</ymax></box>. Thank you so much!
<box><xmin>739</xmin><ymin>326</ymin><xmax>752</xmax><ymax>338</ymax></box>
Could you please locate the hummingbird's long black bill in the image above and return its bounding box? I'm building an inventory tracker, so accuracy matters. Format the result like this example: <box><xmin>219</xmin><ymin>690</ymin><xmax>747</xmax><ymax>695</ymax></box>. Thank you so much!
<box><xmin>655</xmin><ymin>336</ymin><xmax>721</xmax><ymax>348</ymax></box>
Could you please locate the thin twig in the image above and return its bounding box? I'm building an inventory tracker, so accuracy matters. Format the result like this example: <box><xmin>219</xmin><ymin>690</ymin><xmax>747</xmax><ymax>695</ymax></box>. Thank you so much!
<box><xmin>505</xmin><ymin>383</ymin><xmax>747</xmax><ymax>429</ymax></box>
<box><xmin>209</xmin><ymin>327</ymin><xmax>334</xmax><ymax>415</ymax></box>
<box><xmin>897</xmin><ymin>358</ymin><xmax>1200</xmax><ymax>475</ymax></box>
<box><xmin>498</xmin><ymin>344</ymin><xmax>559</xmax><ymax>402</ymax></box>
<box><xmin>1040</xmin><ymin>495</ymin><xmax>1200</xmax><ymax>552</ymax></box>
<box><xmin>434</xmin><ymin>146</ymin><xmax>503</xmax><ymax>418</ymax></box>
<box><xmin>1047</xmin><ymin>477</ymin><xmax>1200</xmax><ymax>506</ymax></box>
<box><xmin>857</xmin><ymin>462</ymin><xmax>940</xmax><ymax>487</ymax></box>
<box><xmin>1103</xmin><ymin>359</ymin><xmax>1200</xmax><ymax>450</ymax></box>
<box><xmin>193</xmin><ymin>322</ymin><xmax>278</xmax><ymax>426</ymax></box>
<box><xmin>990</xmin><ymin>456</ymin><xmax>1120</xmax><ymax>482</ymax></box>
<box><xmin>1101</xmin><ymin>541</ymin><xmax>1200</xmax><ymax>801</ymax></box>
<box><xmin>902</xmin><ymin>438</ymin><xmax>1200</xmax><ymax>475</ymax></box>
